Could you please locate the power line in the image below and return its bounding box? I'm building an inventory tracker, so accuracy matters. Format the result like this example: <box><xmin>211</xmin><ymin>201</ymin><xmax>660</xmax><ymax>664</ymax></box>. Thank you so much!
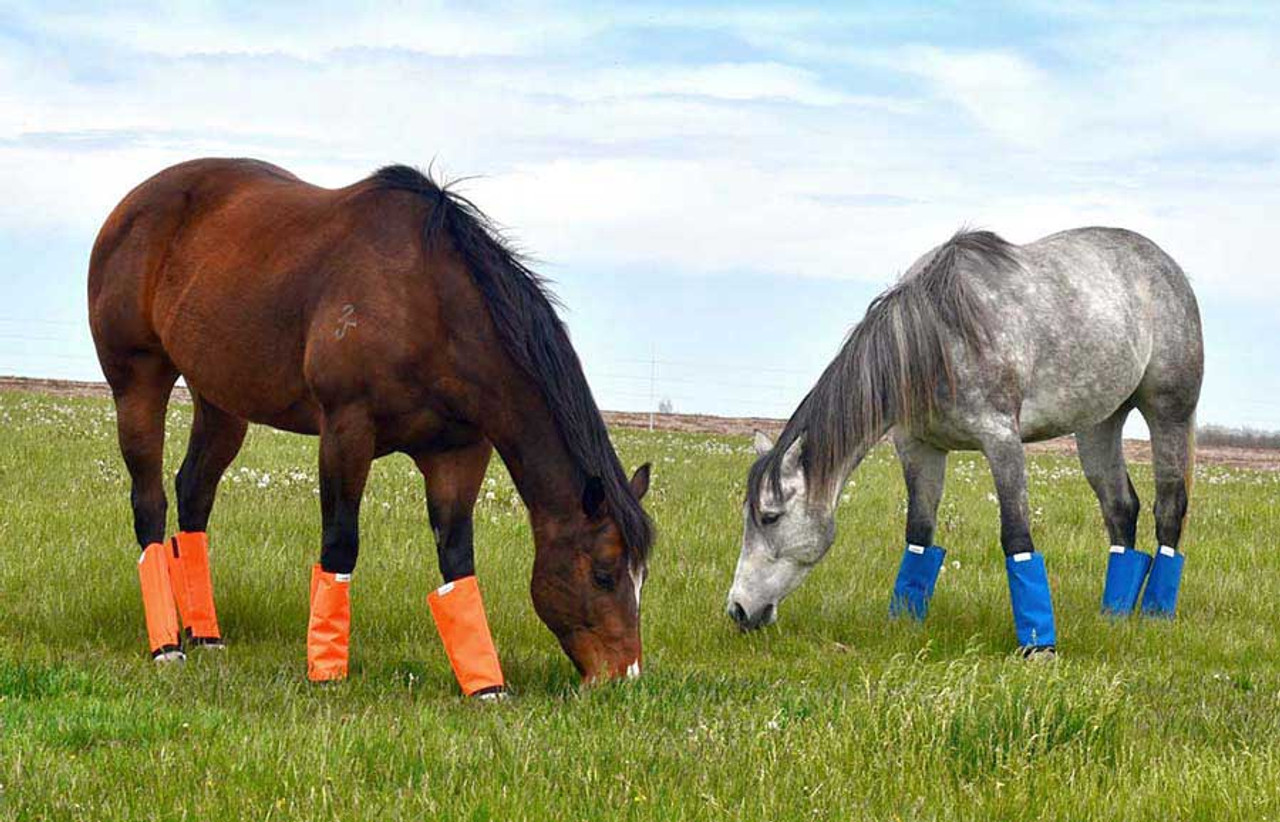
<box><xmin>0</xmin><ymin>317</ymin><xmax>83</xmax><ymax>327</ymax></box>
<box><xmin>592</xmin><ymin>371</ymin><xmax>807</xmax><ymax>393</ymax></box>
<box><xmin>607</xmin><ymin>356</ymin><xmax>814</xmax><ymax>376</ymax></box>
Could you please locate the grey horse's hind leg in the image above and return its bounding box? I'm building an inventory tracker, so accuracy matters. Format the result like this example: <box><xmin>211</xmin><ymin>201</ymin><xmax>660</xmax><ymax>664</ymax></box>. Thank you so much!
<box><xmin>1079</xmin><ymin>407</ymin><xmax>1151</xmax><ymax>615</ymax></box>
<box><xmin>1145</xmin><ymin>413</ymin><xmax>1194</xmax><ymax>551</ymax></box>
<box><xmin>983</xmin><ymin>429</ymin><xmax>1057</xmax><ymax>652</ymax></box>
<box><xmin>889</xmin><ymin>435</ymin><xmax>949</xmax><ymax>619</ymax></box>
<box><xmin>1136</xmin><ymin>410</ymin><xmax>1196</xmax><ymax>617</ymax></box>
<box><xmin>1076</xmin><ymin>407</ymin><xmax>1140</xmax><ymax>548</ymax></box>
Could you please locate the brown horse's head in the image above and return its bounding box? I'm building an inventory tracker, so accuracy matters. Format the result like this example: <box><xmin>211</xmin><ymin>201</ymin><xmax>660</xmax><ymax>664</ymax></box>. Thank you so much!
<box><xmin>530</xmin><ymin>464</ymin><xmax>651</xmax><ymax>683</ymax></box>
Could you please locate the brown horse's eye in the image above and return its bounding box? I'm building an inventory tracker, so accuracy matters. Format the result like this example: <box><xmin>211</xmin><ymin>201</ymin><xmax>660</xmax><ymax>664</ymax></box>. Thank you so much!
<box><xmin>592</xmin><ymin>568</ymin><xmax>617</xmax><ymax>591</ymax></box>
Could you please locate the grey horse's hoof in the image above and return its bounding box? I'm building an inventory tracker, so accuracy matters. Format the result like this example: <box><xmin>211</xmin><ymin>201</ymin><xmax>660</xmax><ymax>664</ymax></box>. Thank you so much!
<box><xmin>472</xmin><ymin>687</ymin><xmax>509</xmax><ymax>702</ymax></box>
<box><xmin>153</xmin><ymin>649</ymin><xmax>187</xmax><ymax>665</ymax></box>
<box><xmin>1020</xmin><ymin>645</ymin><xmax>1057</xmax><ymax>661</ymax></box>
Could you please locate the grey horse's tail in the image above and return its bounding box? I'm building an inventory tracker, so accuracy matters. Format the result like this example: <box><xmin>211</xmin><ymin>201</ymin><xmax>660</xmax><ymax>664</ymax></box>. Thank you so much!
<box><xmin>1184</xmin><ymin>414</ymin><xmax>1196</xmax><ymax>510</ymax></box>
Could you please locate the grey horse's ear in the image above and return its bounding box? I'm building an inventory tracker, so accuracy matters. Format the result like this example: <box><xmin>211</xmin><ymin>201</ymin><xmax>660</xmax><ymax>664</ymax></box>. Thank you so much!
<box><xmin>780</xmin><ymin>436</ymin><xmax>803</xmax><ymax>475</ymax></box>
<box><xmin>753</xmin><ymin>430</ymin><xmax>774</xmax><ymax>456</ymax></box>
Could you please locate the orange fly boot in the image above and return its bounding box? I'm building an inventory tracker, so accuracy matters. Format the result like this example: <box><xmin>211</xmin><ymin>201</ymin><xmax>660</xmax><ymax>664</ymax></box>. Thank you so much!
<box><xmin>427</xmin><ymin>576</ymin><xmax>505</xmax><ymax>697</ymax></box>
<box><xmin>138</xmin><ymin>542</ymin><xmax>184</xmax><ymax>662</ymax></box>
<box><xmin>166</xmin><ymin>532</ymin><xmax>223</xmax><ymax>647</ymax></box>
<box><xmin>307</xmin><ymin>564</ymin><xmax>351</xmax><ymax>682</ymax></box>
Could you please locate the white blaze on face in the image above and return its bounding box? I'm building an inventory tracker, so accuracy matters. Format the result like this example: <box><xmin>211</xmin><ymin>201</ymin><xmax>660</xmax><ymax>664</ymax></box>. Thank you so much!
<box><xmin>627</xmin><ymin>562</ymin><xmax>645</xmax><ymax>677</ymax></box>
<box><xmin>629</xmin><ymin>562</ymin><xmax>645</xmax><ymax>612</ymax></box>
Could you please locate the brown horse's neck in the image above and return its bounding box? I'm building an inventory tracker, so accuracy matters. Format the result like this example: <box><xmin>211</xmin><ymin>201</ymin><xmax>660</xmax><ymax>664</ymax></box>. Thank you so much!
<box><xmin>484</xmin><ymin>395</ymin><xmax>586</xmax><ymax>534</ymax></box>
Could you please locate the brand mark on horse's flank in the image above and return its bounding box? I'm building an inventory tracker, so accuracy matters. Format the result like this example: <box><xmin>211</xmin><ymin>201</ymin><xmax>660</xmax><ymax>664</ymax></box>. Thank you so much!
<box><xmin>335</xmin><ymin>304</ymin><xmax>358</xmax><ymax>339</ymax></box>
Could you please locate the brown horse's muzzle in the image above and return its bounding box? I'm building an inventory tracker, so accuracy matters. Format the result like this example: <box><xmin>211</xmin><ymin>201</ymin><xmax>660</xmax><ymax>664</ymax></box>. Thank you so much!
<box><xmin>558</xmin><ymin>629</ymin><xmax>642</xmax><ymax>683</ymax></box>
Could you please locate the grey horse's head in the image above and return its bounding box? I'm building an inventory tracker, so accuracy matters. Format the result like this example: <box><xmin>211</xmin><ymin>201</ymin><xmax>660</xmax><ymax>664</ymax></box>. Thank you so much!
<box><xmin>727</xmin><ymin>431</ymin><xmax>837</xmax><ymax>630</ymax></box>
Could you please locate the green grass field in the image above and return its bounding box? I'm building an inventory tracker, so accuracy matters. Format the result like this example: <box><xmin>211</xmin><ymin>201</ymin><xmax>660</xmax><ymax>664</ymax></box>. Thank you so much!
<box><xmin>2</xmin><ymin>390</ymin><xmax>1279</xmax><ymax>821</ymax></box>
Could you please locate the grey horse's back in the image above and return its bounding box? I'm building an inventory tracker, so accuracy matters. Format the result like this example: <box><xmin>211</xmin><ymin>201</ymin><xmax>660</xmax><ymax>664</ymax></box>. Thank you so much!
<box><xmin>1035</xmin><ymin>226</ymin><xmax>1196</xmax><ymax>300</ymax></box>
<box><xmin>1035</xmin><ymin>227</ymin><xmax>1202</xmax><ymax>411</ymax></box>
<box><xmin>960</xmin><ymin>226</ymin><xmax>1202</xmax><ymax>442</ymax></box>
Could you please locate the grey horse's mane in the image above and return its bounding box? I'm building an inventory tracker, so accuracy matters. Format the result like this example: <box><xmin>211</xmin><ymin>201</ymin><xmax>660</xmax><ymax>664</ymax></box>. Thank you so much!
<box><xmin>749</xmin><ymin>230</ymin><xmax>1020</xmax><ymax>513</ymax></box>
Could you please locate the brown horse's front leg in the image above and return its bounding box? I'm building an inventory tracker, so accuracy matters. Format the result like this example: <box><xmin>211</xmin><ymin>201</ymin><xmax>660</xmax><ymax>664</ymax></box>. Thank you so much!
<box><xmin>416</xmin><ymin>440</ymin><xmax>506</xmax><ymax>698</ymax></box>
<box><xmin>418</xmin><ymin>439</ymin><xmax>493</xmax><ymax>583</ymax></box>
<box><xmin>307</xmin><ymin>404</ymin><xmax>375</xmax><ymax>682</ymax></box>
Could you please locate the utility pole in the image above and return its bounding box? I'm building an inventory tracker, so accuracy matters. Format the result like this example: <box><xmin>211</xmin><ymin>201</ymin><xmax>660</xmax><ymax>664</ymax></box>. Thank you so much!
<box><xmin>648</xmin><ymin>344</ymin><xmax>656</xmax><ymax>432</ymax></box>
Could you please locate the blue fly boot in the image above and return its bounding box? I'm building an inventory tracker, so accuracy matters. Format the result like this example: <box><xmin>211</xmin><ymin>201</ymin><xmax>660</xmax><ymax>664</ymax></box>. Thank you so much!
<box><xmin>1101</xmin><ymin>545</ymin><xmax>1152</xmax><ymax>616</ymax></box>
<box><xmin>1140</xmin><ymin>546</ymin><xmax>1185</xmax><ymax>618</ymax></box>
<box><xmin>889</xmin><ymin>544</ymin><xmax>946</xmax><ymax>620</ymax></box>
<box><xmin>1006</xmin><ymin>552</ymin><xmax>1057</xmax><ymax>652</ymax></box>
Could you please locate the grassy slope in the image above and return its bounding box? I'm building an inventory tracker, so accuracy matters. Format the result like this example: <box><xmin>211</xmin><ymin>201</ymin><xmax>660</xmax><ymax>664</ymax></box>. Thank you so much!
<box><xmin>1</xmin><ymin>391</ymin><xmax>1278</xmax><ymax>821</ymax></box>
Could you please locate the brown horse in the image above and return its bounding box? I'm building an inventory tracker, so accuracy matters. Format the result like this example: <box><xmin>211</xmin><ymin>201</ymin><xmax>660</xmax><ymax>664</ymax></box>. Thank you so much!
<box><xmin>88</xmin><ymin>158</ymin><xmax>653</xmax><ymax>684</ymax></box>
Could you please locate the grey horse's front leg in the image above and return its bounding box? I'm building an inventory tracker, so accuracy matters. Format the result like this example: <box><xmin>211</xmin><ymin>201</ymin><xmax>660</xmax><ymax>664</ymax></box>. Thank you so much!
<box><xmin>982</xmin><ymin>432</ymin><xmax>1057</xmax><ymax>655</ymax></box>
<box><xmin>889</xmin><ymin>435</ymin><xmax>948</xmax><ymax>620</ymax></box>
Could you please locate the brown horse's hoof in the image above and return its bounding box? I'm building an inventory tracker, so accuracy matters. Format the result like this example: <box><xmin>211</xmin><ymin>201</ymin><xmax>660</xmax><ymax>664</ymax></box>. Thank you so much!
<box><xmin>471</xmin><ymin>686</ymin><xmax>509</xmax><ymax>702</ymax></box>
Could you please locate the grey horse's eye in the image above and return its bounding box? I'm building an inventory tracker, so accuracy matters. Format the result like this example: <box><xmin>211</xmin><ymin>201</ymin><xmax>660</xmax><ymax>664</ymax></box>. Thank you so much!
<box><xmin>760</xmin><ymin>512</ymin><xmax>782</xmax><ymax>526</ymax></box>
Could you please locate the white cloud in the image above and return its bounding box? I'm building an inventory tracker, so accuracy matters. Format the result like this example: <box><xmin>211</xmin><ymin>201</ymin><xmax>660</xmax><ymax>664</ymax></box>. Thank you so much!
<box><xmin>0</xmin><ymin>3</ymin><xmax>1278</xmax><ymax>303</ymax></box>
<box><xmin>897</xmin><ymin>47</ymin><xmax>1062</xmax><ymax>147</ymax></box>
<box><xmin>17</xmin><ymin>2</ymin><xmax>608</xmax><ymax>58</ymax></box>
<box><xmin>495</xmin><ymin>62</ymin><xmax>891</xmax><ymax>108</ymax></box>
<box><xmin>895</xmin><ymin>29</ymin><xmax>1280</xmax><ymax>160</ymax></box>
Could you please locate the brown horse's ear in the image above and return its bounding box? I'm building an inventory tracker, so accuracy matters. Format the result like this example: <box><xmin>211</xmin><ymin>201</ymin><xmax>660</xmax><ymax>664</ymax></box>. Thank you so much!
<box><xmin>629</xmin><ymin>463</ymin><xmax>651</xmax><ymax>500</ymax></box>
<box><xmin>582</xmin><ymin>476</ymin><xmax>607</xmax><ymax>519</ymax></box>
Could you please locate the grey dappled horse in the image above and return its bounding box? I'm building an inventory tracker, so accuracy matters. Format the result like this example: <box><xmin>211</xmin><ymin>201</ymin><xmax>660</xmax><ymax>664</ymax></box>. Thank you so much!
<box><xmin>728</xmin><ymin>228</ymin><xmax>1203</xmax><ymax>654</ymax></box>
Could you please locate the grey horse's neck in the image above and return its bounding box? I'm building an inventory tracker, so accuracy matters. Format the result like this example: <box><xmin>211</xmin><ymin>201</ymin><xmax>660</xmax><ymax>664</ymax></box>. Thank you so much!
<box><xmin>821</xmin><ymin>431</ymin><xmax>887</xmax><ymax>511</ymax></box>
<box><xmin>753</xmin><ymin>230</ymin><xmax>1009</xmax><ymax>515</ymax></box>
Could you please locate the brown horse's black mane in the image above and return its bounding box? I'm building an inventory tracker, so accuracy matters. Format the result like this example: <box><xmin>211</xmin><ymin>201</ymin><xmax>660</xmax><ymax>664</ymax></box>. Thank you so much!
<box><xmin>749</xmin><ymin>229</ymin><xmax>1018</xmax><ymax>514</ymax></box>
<box><xmin>370</xmin><ymin>164</ymin><xmax>653</xmax><ymax>562</ymax></box>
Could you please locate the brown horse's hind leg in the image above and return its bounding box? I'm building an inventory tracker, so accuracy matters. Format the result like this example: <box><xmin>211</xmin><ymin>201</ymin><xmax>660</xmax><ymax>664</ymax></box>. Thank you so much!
<box><xmin>175</xmin><ymin>396</ymin><xmax>248</xmax><ymax>533</ymax></box>
<box><xmin>105</xmin><ymin>353</ymin><xmax>179</xmax><ymax>549</ymax></box>
<box><xmin>103</xmin><ymin>352</ymin><xmax>183</xmax><ymax>660</ymax></box>
<box><xmin>169</xmin><ymin>395</ymin><xmax>248</xmax><ymax>648</ymax></box>
<box><xmin>417</xmin><ymin>439</ymin><xmax>505</xmax><ymax>697</ymax></box>
<box><xmin>307</xmin><ymin>404</ymin><xmax>375</xmax><ymax>682</ymax></box>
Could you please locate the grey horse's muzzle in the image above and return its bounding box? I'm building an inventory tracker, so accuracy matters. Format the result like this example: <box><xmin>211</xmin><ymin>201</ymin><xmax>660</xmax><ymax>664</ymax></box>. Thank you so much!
<box><xmin>727</xmin><ymin>598</ymin><xmax>776</xmax><ymax>631</ymax></box>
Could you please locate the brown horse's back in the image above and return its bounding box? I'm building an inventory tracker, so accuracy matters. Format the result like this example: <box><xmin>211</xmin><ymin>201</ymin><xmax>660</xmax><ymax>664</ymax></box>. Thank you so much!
<box><xmin>89</xmin><ymin>158</ymin><xmax>461</xmax><ymax>439</ymax></box>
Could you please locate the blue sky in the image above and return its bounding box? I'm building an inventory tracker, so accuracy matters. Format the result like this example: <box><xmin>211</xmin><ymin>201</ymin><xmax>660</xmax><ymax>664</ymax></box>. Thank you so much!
<box><xmin>2</xmin><ymin>1</ymin><xmax>1279</xmax><ymax>431</ymax></box>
